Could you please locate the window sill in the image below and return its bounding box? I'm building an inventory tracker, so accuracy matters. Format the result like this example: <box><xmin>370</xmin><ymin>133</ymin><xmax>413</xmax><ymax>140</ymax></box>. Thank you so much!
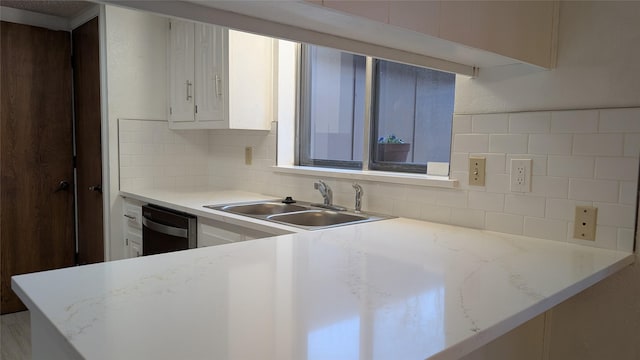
<box><xmin>272</xmin><ymin>165</ymin><xmax>458</xmax><ymax>189</ymax></box>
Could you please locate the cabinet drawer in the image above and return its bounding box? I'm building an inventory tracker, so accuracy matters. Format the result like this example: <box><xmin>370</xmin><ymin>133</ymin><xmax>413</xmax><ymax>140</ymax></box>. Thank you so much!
<box><xmin>126</xmin><ymin>231</ymin><xmax>143</xmax><ymax>258</ymax></box>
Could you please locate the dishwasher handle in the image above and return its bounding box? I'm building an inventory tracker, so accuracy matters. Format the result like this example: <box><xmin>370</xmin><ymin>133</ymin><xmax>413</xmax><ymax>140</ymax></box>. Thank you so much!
<box><xmin>142</xmin><ymin>217</ymin><xmax>188</xmax><ymax>238</ymax></box>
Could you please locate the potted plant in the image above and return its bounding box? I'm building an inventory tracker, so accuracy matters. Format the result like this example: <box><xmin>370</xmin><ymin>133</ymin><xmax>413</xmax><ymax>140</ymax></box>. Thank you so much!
<box><xmin>377</xmin><ymin>134</ymin><xmax>411</xmax><ymax>162</ymax></box>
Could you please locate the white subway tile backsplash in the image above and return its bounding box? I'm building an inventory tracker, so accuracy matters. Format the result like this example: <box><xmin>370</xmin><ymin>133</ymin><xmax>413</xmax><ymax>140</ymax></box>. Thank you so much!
<box><xmin>573</xmin><ymin>134</ymin><xmax>623</xmax><ymax>156</ymax></box>
<box><xmin>421</xmin><ymin>203</ymin><xmax>452</xmax><ymax>224</ymax></box>
<box><xmin>550</xmin><ymin>110</ymin><xmax>598</xmax><ymax>133</ymax></box>
<box><xmin>452</xmin><ymin>115</ymin><xmax>472</xmax><ymax>134</ymax></box>
<box><xmin>453</xmin><ymin>134</ymin><xmax>489</xmax><ymax>153</ymax></box>
<box><xmin>595</xmin><ymin>157</ymin><xmax>638</xmax><ymax>181</ymax></box>
<box><xmin>599</xmin><ymin>108</ymin><xmax>640</xmax><ymax>133</ymax></box>
<box><xmin>548</xmin><ymin>155</ymin><xmax>594</xmax><ymax>178</ymax></box>
<box><xmin>119</xmin><ymin>107</ymin><xmax>640</xmax><ymax>252</ymax></box>
<box><xmin>531</xmin><ymin>176</ymin><xmax>569</xmax><ymax>198</ymax></box>
<box><xmin>595</xmin><ymin>203</ymin><xmax>636</xmax><ymax>228</ymax></box>
<box><xmin>489</xmin><ymin>134</ymin><xmax>528</xmax><ymax>153</ymax></box>
<box><xmin>474</xmin><ymin>153</ymin><xmax>507</xmax><ymax>174</ymax></box>
<box><xmin>569</xmin><ymin>179</ymin><xmax>619</xmax><ymax>202</ymax></box>
<box><xmin>524</xmin><ymin>217</ymin><xmax>567</xmax><ymax>241</ymax></box>
<box><xmin>624</xmin><ymin>134</ymin><xmax>640</xmax><ymax>157</ymax></box>
<box><xmin>485</xmin><ymin>173</ymin><xmax>509</xmax><ymax>193</ymax></box>
<box><xmin>617</xmin><ymin>228</ymin><xmax>635</xmax><ymax>252</ymax></box>
<box><xmin>546</xmin><ymin>198</ymin><xmax>577</xmax><ymax>221</ymax></box>
<box><xmin>393</xmin><ymin>199</ymin><xmax>422</xmax><ymax>219</ymax></box>
<box><xmin>451</xmin><ymin>208</ymin><xmax>485</xmax><ymax>229</ymax></box>
<box><xmin>593</xmin><ymin>225</ymin><xmax>618</xmax><ymax>250</ymax></box>
<box><xmin>468</xmin><ymin>191</ymin><xmax>504</xmax><ymax>212</ymax></box>
<box><xmin>436</xmin><ymin>189</ymin><xmax>468</xmax><ymax>208</ymax></box>
<box><xmin>120</xmin><ymin>143</ymin><xmax>143</xmax><ymax>155</ymax></box>
<box><xmin>505</xmin><ymin>194</ymin><xmax>546</xmax><ymax>217</ymax></box>
<box><xmin>528</xmin><ymin>134</ymin><xmax>572</xmax><ymax>155</ymax></box>
<box><xmin>509</xmin><ymin>112</ymin><xmax>551</xmax><ymax>133</ymax></box>
<box><xmin>450</xmin><ymin>153</ymin><xmax>469</xmax><ymax>172</ymax></box>
<box><xmin>619</xmin><ymin>181</ymin><xmax>637</xmax><ymax>205</ymax></box>
<box><xmin>486</xmin><ymin>212</ymin><xmax>524</xmax><ymax>235</ymax></box>
<box><xmin>472</xmin><ymin>113</ymin><xmax>509</xmax><ymax>133</ymax></box>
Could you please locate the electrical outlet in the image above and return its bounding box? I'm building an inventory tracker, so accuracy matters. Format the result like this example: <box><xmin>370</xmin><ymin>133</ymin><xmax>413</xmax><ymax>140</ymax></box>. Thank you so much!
<box><xmin>468</xmin><ymin>157</ymin><xmax>486</xmax><ymax>186</ymax></box>
<box><xmin>574</xmin><ymin>206</ymin><xmax>597</xmax><ymax>241</ymax></box>
<box><xmin>510</xmin><ymin>159</ymin><xmax>532</xmax><ymax>192</ymax></box>
<box><xmin>245</xmin><ymin>147</ymin><xmax>252</xmax><ymax>165</ymax></box>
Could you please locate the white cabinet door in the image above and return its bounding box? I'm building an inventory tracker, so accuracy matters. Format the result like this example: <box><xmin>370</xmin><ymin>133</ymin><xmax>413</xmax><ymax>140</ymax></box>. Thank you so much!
<box><xmin>228</xmin><ymin>30</ymin><xmax>274</xmax><ymax>130</ymax></box>
<box><xmin>168</xmin><ymin>19</ymin><xmax>195</xmax><ymax>122</ymax></box>
<box><xmin>198</xmin><ymin>219</ymin><xmax>244</xmax><ymax>247</ymax></box>
<box><xmin>197</xmin><ymin>217</ymin><xmax>277</xmax><ymax>248</ymax></box>
<box><xmin>126</xmin><ymin>232</ymin><xmax>143</xmax><ymax>258</ymax></box>
<box><xmin>195</xmin><ymin>24</ymin><xmax>226</xmax><ymax>124</ymax></box>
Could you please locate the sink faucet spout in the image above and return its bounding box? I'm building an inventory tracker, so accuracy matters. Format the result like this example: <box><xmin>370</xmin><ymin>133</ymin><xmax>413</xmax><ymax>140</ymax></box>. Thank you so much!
<box><xmin>314</xmin><ymin>180</ymin><xmax>332</xmax><ymax>206</ymax></box>
<box><xmin>352</xmin><ymin>183</ymin><xmax>363</xmax><ymax>213</ymax></box>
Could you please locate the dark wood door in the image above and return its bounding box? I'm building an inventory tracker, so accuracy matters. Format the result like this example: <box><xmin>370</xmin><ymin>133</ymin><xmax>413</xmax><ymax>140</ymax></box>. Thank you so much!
<box><xmin>73</xmin><ymin>18</ymin><xmax>104</xmax><ymax>265</ymax></box>
<box><xmin>1</xmin><ymin>21</ymin><xmax>75</xmax><ymax>314</ymax></box>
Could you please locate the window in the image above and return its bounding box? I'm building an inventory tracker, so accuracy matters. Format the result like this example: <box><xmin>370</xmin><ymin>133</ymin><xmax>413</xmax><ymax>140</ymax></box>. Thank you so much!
<box><xmin>299</xmin><ymin>45</ymin><xmax>455</xmax><ymax>175</ymax></box>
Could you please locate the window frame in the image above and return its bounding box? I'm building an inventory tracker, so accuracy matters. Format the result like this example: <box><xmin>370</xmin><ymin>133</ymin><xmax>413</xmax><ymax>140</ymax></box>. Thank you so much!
<box><xmin>297</xmin><ymin>45</ymin><xmax>454</xmax><ymax>175</ymax></box>
<box><xmin>297</xmin><ymin>45</ymin><xmax>363</xmax><ymax>170</ymax></box>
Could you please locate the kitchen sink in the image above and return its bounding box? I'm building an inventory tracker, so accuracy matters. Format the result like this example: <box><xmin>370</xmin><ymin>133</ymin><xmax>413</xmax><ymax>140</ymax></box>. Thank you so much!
<box><xmin>267</xmin><ymin>210</ymin><xmax>369</xmax><ymax>227</ymax></box>
<box><xmin>217</xmin><ymin>202</ymin><xmax>308</xmax><ymax>216</ymax></box>
<box><xmin>206</xmin><ymin>200</ymin><xmax>391</xmax><ymax>230</ymax></box>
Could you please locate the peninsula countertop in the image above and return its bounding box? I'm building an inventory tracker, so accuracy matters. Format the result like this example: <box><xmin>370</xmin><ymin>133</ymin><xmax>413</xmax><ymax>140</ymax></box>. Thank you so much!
<box><xmin>12</xmin><ymin>188</ymin><xmax>634</xmax><ymax>360</ymax></box>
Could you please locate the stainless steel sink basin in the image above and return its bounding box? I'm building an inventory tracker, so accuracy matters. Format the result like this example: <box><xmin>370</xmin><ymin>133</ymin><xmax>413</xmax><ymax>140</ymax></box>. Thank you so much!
<box><xmin>217</xmin><ymin>202</ymin><xmax>308</xmax><ymax>216</ymax></box>
<box><xmin>267</xmin><ymin>210</ymin><xmax>369</xmax><ymax>227</ymax></box>
<box><xmin>207</xmin><ymin>199</ymin><xmax>392</xmax><ymax>230</ymax></box>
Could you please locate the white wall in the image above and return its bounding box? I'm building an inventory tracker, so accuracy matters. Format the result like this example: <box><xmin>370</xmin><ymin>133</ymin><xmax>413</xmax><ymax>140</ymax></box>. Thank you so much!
<box><xmin>455</xmin><ymin>1</ymin><xmax>640</xmax><ymax>114</ymax></box>
<box><xmin>105</xmin><ymin>5</ymin><xmax>168</xmax><ymax>260</ymax></box>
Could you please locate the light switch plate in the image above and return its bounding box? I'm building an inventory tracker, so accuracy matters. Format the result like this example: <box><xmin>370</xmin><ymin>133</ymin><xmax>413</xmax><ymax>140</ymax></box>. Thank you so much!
<box><xmin>468</xmin><ymin>157</ymin><xmax>486</xmax><ymax>186</ymax></box>
<box><xmin>510</xmin><ymin>159</ymin><xmax>532</xmax><ymax>192</ymax></box>
<box><xmin>574</xmin><ymin>206</ymin><xmax>597</xmax><ymax>241</ymax></box>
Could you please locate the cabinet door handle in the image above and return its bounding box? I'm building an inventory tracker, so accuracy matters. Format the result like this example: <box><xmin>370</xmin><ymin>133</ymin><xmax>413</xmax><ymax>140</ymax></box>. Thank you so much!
<box><xmin>124</xmin><ymin>214</ymin><xmax>136</xmax><ymax>220</ymax></box>
<box><xmin>186</xmin><ymin>80</ymin><xmax>193</xmax><ymax>101</ymax></box>
<box><xmin>215</xmin><ymin>75</ymin><xmax>222</xmax><ymax>97</ymax></box>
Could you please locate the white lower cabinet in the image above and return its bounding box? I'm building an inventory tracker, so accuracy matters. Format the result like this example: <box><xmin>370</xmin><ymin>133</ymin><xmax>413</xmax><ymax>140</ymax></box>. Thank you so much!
<box><xmin>123</xmin><ymin>198</ymin><xmax>144</xmax><ymax>258</ymax></box>
<box><xmin>198</xmin><ymin>217</ymin><xmax>275</xmax><ymax>248</ymax></box>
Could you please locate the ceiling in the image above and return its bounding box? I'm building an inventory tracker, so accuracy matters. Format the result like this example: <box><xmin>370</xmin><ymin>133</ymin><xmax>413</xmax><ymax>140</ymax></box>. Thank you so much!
<box><xmin>0</xmin><ymin>0</ymin><xmax>94</xmax><ymax>18</ymax></box>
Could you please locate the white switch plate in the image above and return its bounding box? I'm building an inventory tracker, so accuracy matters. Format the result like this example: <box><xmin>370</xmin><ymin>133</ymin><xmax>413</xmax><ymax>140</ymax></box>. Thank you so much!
<box><xmin>468</xmin><ymin>157</ymin><xmax>486</xmax><ymax>186</ymax></box>
<box><xmin>510</xmin><ymin>159</ymin><xmax>532</xmax><ymax>192</ymax></box>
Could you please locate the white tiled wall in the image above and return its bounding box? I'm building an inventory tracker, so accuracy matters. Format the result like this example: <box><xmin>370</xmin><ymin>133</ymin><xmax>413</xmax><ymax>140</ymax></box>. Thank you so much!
<box><xmin>205</xmin><ymin>108</ymin><xmax>639</xmax><ymax>253</ymax></box>
<box><xmin>449</xmin><ymin>108</ymin><xmax>639</xmax><ymax>251</ymax></box>
<box><xmin>118</xmin><ymin>119</ymin><xmax>210</xmax><ymax>191</ymax></box>
<box><xmin>118</xmin><ymin>109</ymin><xmax>639</xmax><ymax>253</ymax></box>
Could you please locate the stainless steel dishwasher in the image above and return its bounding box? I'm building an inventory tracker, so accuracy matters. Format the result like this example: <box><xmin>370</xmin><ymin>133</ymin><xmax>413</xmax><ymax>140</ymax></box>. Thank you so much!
<box><xmin>142</xmin><ymin>204</ymin><xmax>197</xmax><ymax>255</ymax></box>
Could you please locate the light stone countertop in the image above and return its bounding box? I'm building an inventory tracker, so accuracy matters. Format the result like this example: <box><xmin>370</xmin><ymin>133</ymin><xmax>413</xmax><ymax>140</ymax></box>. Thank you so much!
<box><xmin>12</xmin><ymin>188</ymin><xmax>635</xmax><ymax>360</ymax></box>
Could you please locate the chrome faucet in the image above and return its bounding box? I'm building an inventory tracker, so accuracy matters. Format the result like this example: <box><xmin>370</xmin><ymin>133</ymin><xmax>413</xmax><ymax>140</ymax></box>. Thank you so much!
<box><xmin>314</xmin><ymin>180</ymin><xmax>332</xmax><ymax>206</ymax></box>
<box><xmin>352</xmin><ymin>183</ymin><xmax>363</xmax><ymax>213</ymax></box>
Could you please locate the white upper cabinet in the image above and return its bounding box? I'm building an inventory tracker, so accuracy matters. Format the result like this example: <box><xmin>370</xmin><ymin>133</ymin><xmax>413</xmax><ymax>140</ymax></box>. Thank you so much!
<box><xmin>194</xmin><ymin>23</ymin><xmax>226</xmax><ymax>124</ymax></box>
<box><xmin>168</xmin><ymin>19</ymin><xmax>196</xmax><ymax>122</ymax></box>
<box><xmin>168</xmin><ymin>19</ymin><xmax>274</xmax><ymax>130</ymax></box>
